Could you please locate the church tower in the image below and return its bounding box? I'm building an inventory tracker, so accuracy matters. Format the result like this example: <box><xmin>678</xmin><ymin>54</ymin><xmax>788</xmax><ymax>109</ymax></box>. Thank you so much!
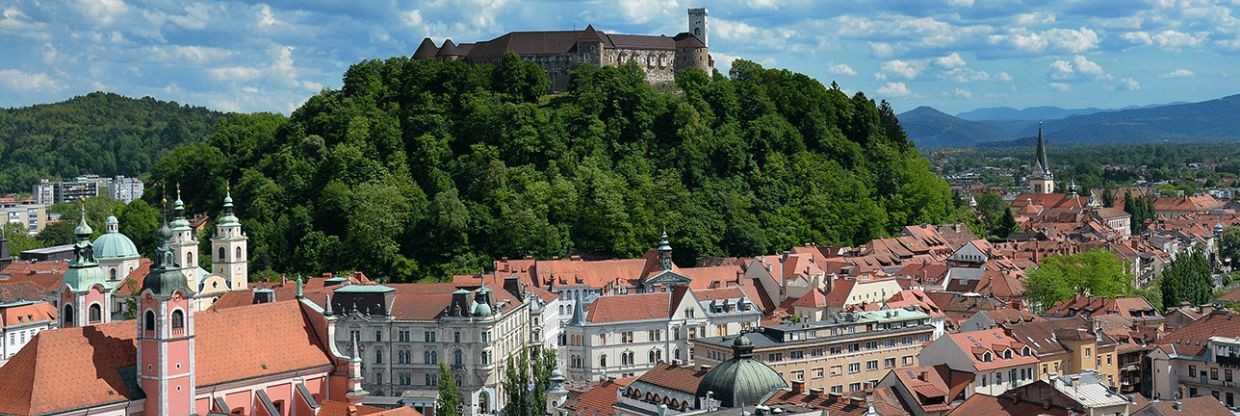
<box><xmin>138</xmin><ymin>220</ymin><xmax>196</xmax><ymax>416</ymax></box>
<box><xmin>688</xmin><ymin>8</ymin><xmax>708</xmax><ymax>46</ymax></box>
<box><xmin>169</xmin><ymin>184</ymin><xmax>199</xmax><ymax>283</ymax></box>
<box><xmin>60</xmin><ymin>204</ymin><xmax>113</xmax><ymax>327</ymax></box>
<box><xmin>1027</xmin><ymin>122</ymin><xmax>1055</xmax><ymax>194</ymax></box>
<box><xmin>210</xmin><ymin>185</ymin><xmax>248</xmax><ymax>290</ymax></box>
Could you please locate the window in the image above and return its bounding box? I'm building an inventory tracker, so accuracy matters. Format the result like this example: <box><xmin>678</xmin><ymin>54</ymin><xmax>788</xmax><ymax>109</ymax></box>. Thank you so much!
<box><xmin>144</xmin><ymin>310</ymin><xmax>155</xmax><ymax>331</ymax></box>
<box><xmin>866</xmin><ymin>360</ymin><xmax>879</xmax><ymax>371</ymax></box>
<box><xmin>982</xmin><ymin>352</ymin><xmax>992</xmax><ymax>362</ymax></box>
<box><xmin>600</xmin><ymin>354</ymin><xmax>608</xmax><ymax>368</ymax></box>
<box><xmin>171</xmin><ymin>310</ymin><xmax>184</xmax><ymax>331</ymax></box>
<box><xmin>792</xmin><ymin>370</ymin><xmax>804</xmax><ymax>381</ymax></box>
<box><xmin>848</xmin><ymin>343</ymin><xmax>860</xmax><ymax>353</ymax></box>
<box><xmin>866</xmin><ymin>341</ymin><xmax>878</xmax><ymax>350</ymax></box>
<box><xmin>399</xmin><ymin>373</ymin><xmax>412</xmax><ymax>386</ymax></box>
<box><xmin>813</xmin><ymin>368</ymin><xmax>825</xmax><ymax>379</ymax></box>
<box><xmin>453</xmin><ymin>350</ymin><xmax>463</xmax><ymax>367</ymax></box>
<box><xmin>903</xmin><ymin>356</ymin><xmax>914</xmax><ymax>366</ymax></box>
<box><xmin>831</xmin><ymin>385</ymin><xmax>843</xmax><ymax>394</ymax></box>
<box><xmin>375</xmin><ymin>349</ymin><xmax>383</xmax><ymax>364</ymax></box>
<box><xmin>884</xmin><ymin>358</ymin><xmax>896</xmax><ymax>368</ymax></box>
<box><xmin>186</xmin><ymin>251</ymin><xmax>193</xmax><ymax>266</ymax></box>
<box><xmin>622</xmin><ymin>331</ymin><xmax>634</xmax><ymax>343</ymax></box>
<box><xmin>399</xmin><ymin>350</ymin><xmax>411</xmax><ymax>364</ymax></box>
<box><xmin>1190</xmin><ymin>365</ymin><xmax>1198</xmax><ymax>377</ymax></box>
<box><xmin>424</xmin><ymin>350</ymin><xmax>438</xmax><ymax>364</ymax></box>
<box><xmin>235</xmin><ymin>246</ymin><xmax>243</xmax><ymax>260</ymax></box>
<box><xmin>424</xmin><ymin>331</ymin><xmax>436</xmax><ymax>343</ymax></box>
<box><xmin>425</xmin><ymin>373</ymin><xmax>438</xmax><ymax>386</ymax></box>
<box><xmin>218</xmin><ymin>247</ymin><xmax>226</xmax><ymax>260</ymax></box>
<box><xmin>1228</xmin><ymin>369</ymin><xmax>1234</xmax><ymax>383</ymax></box>
<box><xmin>1003</xmin><ymin>350</ymin><xmax>1012</xmax><ymax>359</ymax></box>
<box><xmin>830</xmin><ymin>365</ymin><xmax>842</xmax><ymax>376</ymax></box>
<box><xmin>89</xmin><ymin>303</ymin><xmax>102</xmax><ymax>324</ymax></box>
<box><xmin>64</xmin><ymin>305</ymin><xmax>76</xmax><ymax>327</ymax></box>
<box><xmin>649</xmin><ymin>330</ymin><xmax>661</xmax><ymax>342</ymax></box>
<box><xmin>1084</xmin><ymin>347</ymin><xmax>1092</xmax><ymax>357</ymax></box>
<box><xmin>481</xmin><ymin>351</ymin><xmax>491</xmax><ymax>366</ymax></box>
<box><xmin>399</xmin><ymin>330</ymin><xmax>411</xmax><ymax>342</ymax></box>
<box><xmin>109</xmin><ymin>269</ymin><xmax>117</xmax><ymax>280</ymax></box>
<box><xmin>849</xmin><ymin>363</ymin><xmax>861</xmax><ymax>374</ymax></box>
<box><xmin>649</xmin><ymin>350</ymin><xmax>657</xmax><ymax>364</ymax></box>
<box><xmin>790</xmin><ymin>351</ymin><xmax>804</xmax><ymax>360</ymax></box>
<box><xmin>1212</xmin><ymin>368</ymin><xmax>1220</xmax><ymax>381</ymax></box>
<box><xmin>849</xmin><ymin>383</ymin><xmax>862</xmax><ymax>392</ymax></box>
<box><xmin>454</xmin><ymin>331</ymin><xmax>461</xmax><ymax>343</ymax></box>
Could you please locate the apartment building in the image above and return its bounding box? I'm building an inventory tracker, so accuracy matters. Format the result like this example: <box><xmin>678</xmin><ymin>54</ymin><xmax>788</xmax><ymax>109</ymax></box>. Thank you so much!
<box><xmin>1149</xmin><ymin>309</ymin><xmax>1240</xmax><ymax>408</ymax></box>
<box><xmin>694</xmin><ymin>308</ymin><xmax>936</xmax><ymax>394</ymax></box>
<box><xmin>0</xmin><ymin>300</ymin><xmax>56</xmax><ymax>365</ymax></box>
<box><xmin>918</xmin><ymin>327</ymin><xmax>1039</xmax><ymax>396</ymax></box>
<box><xmin>562</xmin><ymin>286</ymin><xmax>762</xmax><ymax>382</ymax></box>
<box><xmin>1004</xmin><ymin>317</ymin><xmax>1121</xmax><ymax>387</ymax></box>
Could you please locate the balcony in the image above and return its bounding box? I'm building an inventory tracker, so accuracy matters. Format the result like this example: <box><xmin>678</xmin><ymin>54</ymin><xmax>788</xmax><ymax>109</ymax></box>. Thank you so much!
<box><xmin>1218</xmin><ymin>355</ymin><xmax>1240</xmax><ymax>368</ymax></box>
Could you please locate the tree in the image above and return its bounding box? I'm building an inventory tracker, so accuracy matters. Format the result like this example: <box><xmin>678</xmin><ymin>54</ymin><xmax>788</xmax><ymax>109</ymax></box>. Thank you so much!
<box><xmin>503</xmin><ymin>351</ymin><xmax>532</xmax><ymax>416</ymax></box>
<box><xmin>1123</xmin><ymin>191</ymin><xmax>1156</xmax><ymax>234</ymax></box>
<box><xmin>993</xmin><ymin>207</ymin><xmax>1017</xmax><ymax>239</ymax></box>
<box><xmin>117</xmin><ymin>199</ymin><xmax>160</xmax><ymax>256</ymax></box>
<box><xmin>2</xmin><ymin>223</ymin><xmax>43</xmax><ymax>254</ymax></box>
<box><xmin>1026</xmin><ymin>249</ymin><xmax>1133</xmax><ymax>307</ymax></box>
<box><xmin>1219</xmin><ymin>226</ymin><xmax>1240</xmax><ymax>267</ymax></box>
<box><xmin>1160</xmin><ymin>249</ymin><xmax>1214</xmax><ymax>308</ymax></box>
<box><xmin>436</xmin><ymin>363</ymin><xmax>461</xmax><ymax>416</ymax></box>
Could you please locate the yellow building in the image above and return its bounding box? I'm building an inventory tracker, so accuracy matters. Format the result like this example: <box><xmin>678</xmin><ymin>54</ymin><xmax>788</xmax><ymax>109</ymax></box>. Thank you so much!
<box><xmin>1005</xmin><ymin>317</ymin><xmax>1120</xmax><ymax>387</ymax></box>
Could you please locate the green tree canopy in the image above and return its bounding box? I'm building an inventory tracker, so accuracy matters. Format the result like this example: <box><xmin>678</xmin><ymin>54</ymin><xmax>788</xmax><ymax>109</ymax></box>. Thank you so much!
<box><xmin>1026</xmin><ymin>249</ymin><xmax>1133</xmax><ymax>307</ymax></box>
<box><xmin>149</xmin><ymin>56</ymin><xmax>964</xmax><ymax>281</ymax></box>
<box><xmin>436</xmin><ymin>363</ymin><xmax>461</xmax><ymax>416</ymax></box>
<box><xmin>1160</xmin><ymin>249</ymin><xmax>1214</xmax><ymax>308</ymax></box>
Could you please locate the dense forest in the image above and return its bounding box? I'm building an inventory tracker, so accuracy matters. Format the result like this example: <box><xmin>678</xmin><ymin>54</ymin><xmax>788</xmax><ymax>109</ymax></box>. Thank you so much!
<box><xmin>0</xmin><ymin>92</ymin><xmax>224</xmax><ymax>192</ymax></box>
<box><xmin>145</xmin><ymin>55</ymin><xmax>963</xmax><ymax>281</ymax></box>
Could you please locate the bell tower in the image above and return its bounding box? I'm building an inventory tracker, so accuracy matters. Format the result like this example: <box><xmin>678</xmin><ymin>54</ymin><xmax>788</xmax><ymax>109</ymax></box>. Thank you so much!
<box><xmin>138</xmin><ymin>220</ymin><xmax>196</xmax><ymax>416</ymax></box>
<box><xmin>1027</xmin><ymin>122</ymin><xmax>1055</xmax><ymax>194</ymax></box>
<box><xmin>169</xmin><ymin>184</ymin><xmax>199</xmax><ymax>283</ymax></box>
<box><xmin>60</xmin><ymin>204</ymin><xmax>113</xmax><ymax>327</ymax></box>
<box><xmin>210</xmin><ymin>185</ymin><xmax>248</xmax><ymax>289</ymax></box>
<box><xmin>688</xmin><ymin>8</ymin><xmax>708</xmax><ymax>46</ymax></box>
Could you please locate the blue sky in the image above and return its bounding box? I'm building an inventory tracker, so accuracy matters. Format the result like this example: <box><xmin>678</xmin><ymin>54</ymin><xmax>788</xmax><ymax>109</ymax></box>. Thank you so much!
<box><xmin>1</xmin><ymin>0</ymin><xmax>1238</xmax><ymax>114</ymax></box>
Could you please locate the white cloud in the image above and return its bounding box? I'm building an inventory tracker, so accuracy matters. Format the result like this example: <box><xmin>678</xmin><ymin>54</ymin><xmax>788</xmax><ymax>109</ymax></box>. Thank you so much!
<box><xmin>75</xmin><ymin>0</ymin><xmax>128</xmax><ymax>25</ymax></box>
<box><xmin>1161</xmin><ymin>68</ymin><xmax>1195</xmax><ymax>78</ymax></box>
<box><xmin>0</xmin><ymin>69</ymin><xmax>61</xmax><ymax>92</ymax></box>
<box><xmin>1124</xmin><ymin>30</ymin><xmax>1208</xmax><ymax>49</ymax></box>
<box><xmin>868</xmin><ymin>42</ymin><xmax>896</xmax><ymax>58</ymax></box>
<box><xmin>401</xmin><ymin>9</ymin><xmax>423</xmax><ymax>27</ymax></box>
<box><xmin>881</xmin><ymin>59</ymin><xmax>925</xmax><ymax>79</ymax></box>
<box><xmin>951</xmin><ymin>87</ymin><xmax>973</xmax><ymax>99</ymax></box>
<box><xmin>208</xmin><ymin>66</ymin><xmax>261</xmax><ymax>81</ymax></box>
<box><xmin>942</xmin><ymin>67</ymin><xmax>990</xmax><ymax>82</ymax></box>
<box><xmin>257</xmin><ymin>3</ymin><xmax>278</xmax><ymax>27</ymax></box>
<box><xmin>1049</xmin><ymin>59</ymin><xmax>1075</xmax><ymax>80</ymax></box>
<box><xmin>996</xmin><ymin>72</ymin><xmax>1013</xmax><ymax>82</ymax></box>
<box><xmin>1049</xmin><ymin>82</ymin><xmax>1072</xmax><ymax>92</ymax></box>
<box><xmin>1072</xmin><ymin>55</ymin><xmax>1104</xmax><ymax>77</ymax></box>
<box><xmin>878</xmin><ymin>82</ymin><xmax>910</xmax><ymax>96</ymax></box>
<box><xmin>1048</xmin><ymin>55</ymin><xmax>1107</xmax><ymax>81</ymax></box>
<box><xmin>1115</xmin><ymin>77</ymin><xmax>1141</xmax><ymax>91</ymax></box>
<box><xmin>302</xmin><ymin>80</ymin><xmax>323</xmax><ymax>91</ymax></box>
<box><xmin>1014</xmin><ymin>12</ymin><xmax>1056</xmax><ymax>27</ymax></box>
<box><xmin>1122</xmin><ymin>31</ymin><xmax>1153</xmax><ymax>45</ymax></box>
<box><xmin>992</xmin><ymin>27</ymin><xmax>1100</xmax><ymax>54</ymax></box>
<box><xmin>829</xmin><ymin>63</ymin><xmax>857</xmax><ymax>76</ymax></box>
<box><xmin>933</xmin><ymin>52</ymin><xmax>966</xmax><ymax>68</ymax></box>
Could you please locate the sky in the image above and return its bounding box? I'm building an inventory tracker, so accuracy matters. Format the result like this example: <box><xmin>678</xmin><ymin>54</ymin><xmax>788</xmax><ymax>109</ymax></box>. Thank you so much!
<box><xmin>1</xmin><ymin>0</ymin><xmax>1239</xmax><ymax>115</ymax></box>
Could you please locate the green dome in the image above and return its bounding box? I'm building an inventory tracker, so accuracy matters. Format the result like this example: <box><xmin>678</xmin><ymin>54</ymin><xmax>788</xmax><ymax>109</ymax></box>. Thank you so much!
<box><xmin>93</xmin><ymin>225</ymin><xmax>140</xmax><ymax>260</ymax></box>
<box><xmin>696</xmin><ymin>334</ymin><xmax>787</xmax><ymax>408</ymax></box>
<box><xmin>472</xmin><ymin>302</ymin><xmax>493</xmax><ymax>317</ymax></box>
<box><xmin>143</xmin><ymin>222</ymin><xmax>192</xmax><ymax>297</ymax></box>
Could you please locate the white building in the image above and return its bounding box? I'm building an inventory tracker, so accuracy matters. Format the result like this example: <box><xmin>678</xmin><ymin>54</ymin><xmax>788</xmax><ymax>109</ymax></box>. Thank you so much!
<box><xmin>0</xmin><ymin>300</ymin><xmax>56</xmax><ymax>365</ymax></box>
<box><xmin>918</xmin><ymin>327</ymin><xmax>1039</xmax><ymax>396</ymax></box>
<box><xmin>562</xmin><ymin>286</ymin><xmax>762</xmax><ymax>382</ymax></box>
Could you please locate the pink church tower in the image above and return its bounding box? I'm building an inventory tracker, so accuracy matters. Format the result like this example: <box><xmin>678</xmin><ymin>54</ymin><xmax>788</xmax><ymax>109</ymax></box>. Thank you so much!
<box><xmin>60</xmin><ymin>204</ymin><xmax>113</xmax><ymax>327</ymax></box>
<box><xmin>137</xmin><ymin>219</ymin><xmax>197</xmax><ymax>416</ymax></box>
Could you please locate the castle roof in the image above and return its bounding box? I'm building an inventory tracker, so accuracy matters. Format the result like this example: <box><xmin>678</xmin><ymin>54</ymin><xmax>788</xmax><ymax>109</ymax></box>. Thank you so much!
<box><xmin>0</xmin><ymin>300</ymin><xmax>333</xmax><ymax>415</ymax></box>
<box><xmin>412</xmin><ymin>37</ymin><xmax>439</xmax><ymax>59</ymax></box>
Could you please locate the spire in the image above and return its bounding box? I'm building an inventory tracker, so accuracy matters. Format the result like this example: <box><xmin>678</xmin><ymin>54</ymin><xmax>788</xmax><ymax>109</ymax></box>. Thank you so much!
<box><xmin>1034</xmin><ymin>121</ymin><xmax>1050</xmax><ymax>176</ymax></box>
<box><xmin>569</xmin><ymin>292</ymin><xmax>585</xmax><ymax>325</ymax></box>
<box><xmin>73</xmin><ymin>202</ymin><xmax>93</xmax><ymax>239</ymax></box>
<box><xmin>174</xmin><ymin>183</ymin><xmax>185</xmax><ymax>218</ymax></box>
<box><xmin>223</xmin><ymin>183</ymin><xmax>234</xmax><ymax>209</ymax></box>
<box><xmin>351</xmin><ymin>332</ymin><xmax>362</xmax><ymax>363</ymax></box>
<box><xmin>657</xmin><ymin>230</ymin><xmax>673</xmax><ymax>271</ymax></box>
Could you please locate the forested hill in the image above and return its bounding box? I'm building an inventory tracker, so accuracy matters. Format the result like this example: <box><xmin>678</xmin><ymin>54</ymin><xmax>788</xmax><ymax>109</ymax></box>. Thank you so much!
<box><xmin>151</xmin><ymin>55</ymin><xmax>964</xmax><ymax>281</ymax></box>
<box><xmin>0</xmin><ymin>92</ymin><xmax>224</xmax><ymax>192</ymax></box>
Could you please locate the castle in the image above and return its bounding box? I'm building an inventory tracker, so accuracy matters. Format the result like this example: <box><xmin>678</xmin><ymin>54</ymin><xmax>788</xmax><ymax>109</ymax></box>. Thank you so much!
<box><xmin>412</xmin><ymin>8</ymin><xmax>714</xmax><ymax>90</ymax></box>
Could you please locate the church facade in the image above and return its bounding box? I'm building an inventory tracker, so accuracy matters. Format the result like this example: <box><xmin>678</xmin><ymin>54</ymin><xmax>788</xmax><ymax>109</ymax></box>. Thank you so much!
<box><xmin>412</xmin><ymin>8</ymin><xmax>713</xmax><ymax>90</ymax></box>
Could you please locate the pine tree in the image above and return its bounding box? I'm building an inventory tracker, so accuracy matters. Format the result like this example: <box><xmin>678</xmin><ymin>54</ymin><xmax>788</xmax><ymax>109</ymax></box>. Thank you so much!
<box><xmin>436</xmin><ymin>363</ymin><xmax>461</xmax><ymax>416</ymax></box>
<box><xmin>1161</xmin><ymin>249</ymin><xmax>1214</xmax><ymax>307</ymax></box>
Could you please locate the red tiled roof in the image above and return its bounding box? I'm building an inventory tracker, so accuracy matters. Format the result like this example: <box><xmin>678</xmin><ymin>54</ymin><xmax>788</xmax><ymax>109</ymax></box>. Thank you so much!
<box><xmin>0</xmin><ymin>301</ymin><xmax>56</xmax><ymax>328</ymax></box>
<box><xmin>632</xmin><ymin>363</ymin><xmax>707</xmax><ymax>394</ymax></box>
<box><xmin>587</xmin><ymin>292</ymin><xmax>671</xmax><ymax>323</ymax></box>
<box><xmin>0</xmin><ymin>300</ymin><xmax>333</xmax><ymax>415</ymax></box>
<box><xmin>683</xmin><ymin>265</ymin><xmax>743</xmax><ymax>289</ymax></box>
<box><xmin>946</xmin><ymin>393</ymin><xmax>1072</xmax><ymax>416</ymax></box>
<box><xmin>945</xmin><ymin>328</ymin><xmax>1037</xmax><ymax>371</ymax></box>
<box><xmin>764</xmin><ymin>391</ymin><xmax>909</xmax><ymax>415</ymax></box>
<box><xmin>1158</xmin><ymin>310</ymin><xmax>1240</xmax><ymax>356</ymax></box>
<box><xmin>693</xmin><ymin>287</ymin><xmax>746</xmax><ymax>302</ymax></box>
<box><xmin>319</xmin><ymin>401</ymin><xmax>423</xmax><ymax>416</ymax></box>
<box><xmin>1133</xmin><ymin>395</ymin><xmax>1231</xmax><ymax>416</ymax></box>
<box><xmin>563</xmin><ymin>377</ymin><xmax>634</xmax><ymax>415</ymax></box>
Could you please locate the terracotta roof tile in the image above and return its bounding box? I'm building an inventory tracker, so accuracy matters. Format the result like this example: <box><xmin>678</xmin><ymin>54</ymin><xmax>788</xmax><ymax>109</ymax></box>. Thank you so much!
<box><xmin>946</xmin><ymin>393</ymin><xmax>1072</xmax><ymax>416</ymax></box>
<box><xmin>0</xmin><ymin>301</ymin><xmax>56</xmax><ymax>328</ymax></box>
<box><xmin>1133</xmin><ymin>395</ymin><xmax>1231</xmax><ymax>416</ymax></box>
<box><xmin>631</xmin><ymin>363</ymin><xmax>707</xmax><ymax>394</ymax></box>
<box><xmin>563</xmin><ymin>377</ymin><xmax>634</xmax><ymax>415</ymax></box>
<box><xmin>1158</xmin><ymin>310</ymin><xmax>1240</xmax><ymax>357</ymax></box>
<box><xmin>587</xmin><ymin>292</ymin><xmax>671</xmax><ymax>323</ymax></box>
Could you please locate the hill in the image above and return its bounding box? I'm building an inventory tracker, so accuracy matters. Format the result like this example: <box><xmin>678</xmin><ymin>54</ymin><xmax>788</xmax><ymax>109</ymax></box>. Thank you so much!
<box><xmin>898</xmin><ymin>106</ymin><xmax>1007</xmax><ymax>148</ymax></box>
<box><xmin>147</xmin><ymin>56</ymin><xmax>964</xmax><ymax>281</ymax></box>
<box><xmin>957</xmin><ymin>106</ymin><xmax>1104</xmax><ymax>121</ymax></box>
<box><xmin>0</xmin><ymin>92</ymin><xmax>225</xmax><ymax>193</ymax></box>
<box><xmin>1042</xmin><ymin>93</ymin><xmax>1240</xmax><ymax>143</ymax></box>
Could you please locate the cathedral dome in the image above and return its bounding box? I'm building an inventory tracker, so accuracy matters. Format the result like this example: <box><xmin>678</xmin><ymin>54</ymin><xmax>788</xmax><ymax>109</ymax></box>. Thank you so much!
<box><xmin>695</xmin><ymin>334</ymin><xmax>787</xmax><ymax>408</ymax></box>
<box><xmin>93</xmin><ymin>217</ymin><xmax>140</xmax><ymax>260</ymax></box>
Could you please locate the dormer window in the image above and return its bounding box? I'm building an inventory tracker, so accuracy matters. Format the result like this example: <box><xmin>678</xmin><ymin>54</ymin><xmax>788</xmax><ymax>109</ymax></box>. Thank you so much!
<box><xmin>1022</xmin><ymin>346</ymin><xmax>1032</xmax><ymax>356</ymax></box>
<box><xmin>982</xmin><ymin>351</ymin><xmax>992</xmax><ymax>362</ymax></box>
<box><xmin>1004</xmin><ymin>349</ymin><xmax>1013</xmax><ymax>359</ymax></box>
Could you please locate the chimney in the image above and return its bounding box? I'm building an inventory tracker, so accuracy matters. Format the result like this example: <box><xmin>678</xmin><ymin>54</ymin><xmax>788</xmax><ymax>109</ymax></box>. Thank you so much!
<box><xmin>791</xmin><ymin>380</ymin><xmax>805</xmax><ymax>394</ymax></box>
<box><xmin>827</xmin><ymin>392</ymin><xmax>842</xmax><ymax>402</ymax></box>
<box><xmin>808</xmin><ymin>388</ymin><xmax>824</xmax><ymax>397</ymax></box>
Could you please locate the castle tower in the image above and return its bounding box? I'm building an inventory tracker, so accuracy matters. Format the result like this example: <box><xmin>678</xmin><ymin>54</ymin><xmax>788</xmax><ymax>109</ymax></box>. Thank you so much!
<box><xmin>1028</xmin><ymin>122</ymin><xmax>1055</xmax><ymax>194</ymax></box>
<box><xmin>210</xmin><ymin>185</ymin><xmax>248</xmax><ymax>290</ymax></box>
<box><xmin>138</xmin><ymin>221</ymin><xmax>196</xmax><ymax>416</ymax></box>
<box><xmin>60</xmin><ymin>204</ymin><xmax>113</xmax><ymax>327</ymax></box>
<box><xmin>688</xmin><ymin>8</ymin><xmax>708</xmax><ymax>46</ymax></box>
<box><xmin>169</xmin><ymin>184</ymin><xmax>199</xmax><ymax>284</ymax></box>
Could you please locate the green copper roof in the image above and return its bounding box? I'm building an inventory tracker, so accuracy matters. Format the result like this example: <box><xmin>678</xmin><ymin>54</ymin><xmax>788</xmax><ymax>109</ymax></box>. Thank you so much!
<box><xmin>93</xmin><ymin>226</ymin><xmax>140</xmax><ymax>260</ymax></box>
<box><xmin>334</xmin><ymin>284</ymin><xmax>395</xmax><ymax>294</ymax></box>
<box><xmin>142</xmin><ymin>222</ymin><xmax>193</xmax><ymax>297</ymax></box>
<box><xmin>696</xmin><ymin>334</ymin><xmax>788</xmax><ymax>408</ymax></box>
<box><xmin>218</xmin><ymin>187</ymin><xmax>240</xmax><ymax>226</ymax></box>
<box><xmin>64</xmin><ymin>265</ymin><xmax>110</xmax><ymax>292</ymax></box>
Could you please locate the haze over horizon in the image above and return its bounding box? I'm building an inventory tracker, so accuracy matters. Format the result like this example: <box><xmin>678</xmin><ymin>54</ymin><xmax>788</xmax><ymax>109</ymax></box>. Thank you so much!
<box><xmin>1</xmin><ymin>0</ymin><xmax>1238</xmax><ymax>114</ymax></box>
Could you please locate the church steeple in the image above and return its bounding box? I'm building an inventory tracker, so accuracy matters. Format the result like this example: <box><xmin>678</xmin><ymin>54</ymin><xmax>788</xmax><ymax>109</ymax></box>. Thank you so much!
<box><xmin>1028</xmin><ymin>122</ymin><xmax>1055</xmax><ymax>194</ymax></box>
<box><xmin>61</xmin><ymin>201</ymin><xmax>113</xmax><ymax>328</ymax></box>
<box><xmin>657</xmin><ymin>230</ymin><xmax>673</xmax><ymax>271</ymax></box>
<box><xmin>212</xmin><ymin>183</ymin><xmax>249</xmax><ymax>290</ymax></box>
<box><xmin>138</xmin><ymin>204</ymin><xmax>196</xmax><ymax>416</ymax></box>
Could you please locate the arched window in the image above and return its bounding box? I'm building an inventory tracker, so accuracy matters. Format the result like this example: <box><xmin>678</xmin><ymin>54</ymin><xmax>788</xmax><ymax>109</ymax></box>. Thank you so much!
<box><xmin>109</xmin><ymin>268</ymin><xmax>117</xmax><ymax>280</ymax></box>
<box><xmin>89</xmin><ymin>303</ymin><xmax>102</xmax><ymax>324</ymax></box>
<box><xmin>186</xmin><ymin>251</ymin><xmax>194</xmax><ymax>266</ymax></box>
<box><xmin>649</xmin><ymin>350</ymin><xmax>656</xmax><ymax>364</ymax></box>
<box><xmin>145</xmin><ymin>310</ymin><xmax>156</xmax><ymax>331</ymax></box>
<box><xmin>478</xmin><ymin>391</ymin><xmax>490</xmax><ymax>413</ymax></box>
<box><xmin>453</xmin><ymin>349</ymin><xmax>463</xmax><ymax>367</ymax></box>
<box><xmin>63</xmin><ymin>304</ymin><xmax>75</xmax><ymax>327</ymax></box>
<box><xmin>172</xmin><ymin>310</ymin><xmax>184</xmax><ymax>331</ymax></box>
<box><xmin>1003</xmin><ymin>349</ymin><xmax>1012</xmax><ymax>359</ymax></box>
<box><xmin>982</xmin><ymin>351</ymin><xmax>992</xmax><ymax>362</ymax></box>
<box><xmin>218</xmin><ymin>247</ymin><xmax>225</xmax><ymax>261</ymax></box>
<box><xmin>600</xmin><ymin>354</ymin><xmax>607</xmax><ymax>368</ymax></box>
<box><xmin>236</xmin><ymin>246</ymin><xmax>243</xmax><ymax>260</ymax></box>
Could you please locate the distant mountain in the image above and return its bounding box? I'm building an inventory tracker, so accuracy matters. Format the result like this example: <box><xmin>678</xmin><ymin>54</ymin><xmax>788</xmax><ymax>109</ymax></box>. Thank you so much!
<box><xmin>1041</xmin><ymin>93</ymin><xmax>1240</xmax><ymax>144</ymax></box>
<box><xmin>956</xmin><ymin>106</ymin><xmax>1104</xmax><ymax>121</ymax></box>
<box><xmin>898</xmin><ymin>106</ymin><xmax>1007</xmax><ymax>148</ymax></box>
<box><xmin>903</xmin><ymin>93</ymin><xmax>1240</xmax><ymax>148</ymax></box>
